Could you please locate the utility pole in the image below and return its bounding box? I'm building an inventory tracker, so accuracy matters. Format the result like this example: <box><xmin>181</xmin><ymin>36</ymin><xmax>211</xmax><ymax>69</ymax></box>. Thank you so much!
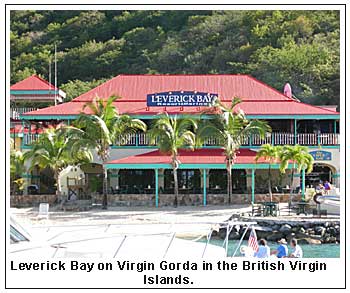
<box><xmin>54</xmin><ymin>44</ymin><xmax>57</xmax><ymax>106</ymax></box>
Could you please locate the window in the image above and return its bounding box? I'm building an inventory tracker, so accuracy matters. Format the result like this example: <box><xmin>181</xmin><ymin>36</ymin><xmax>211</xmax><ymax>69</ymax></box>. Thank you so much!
<box><xmin>164</xmin><ymin>169</ymin><xmax>200</xmax><ymax>191</ymax></box>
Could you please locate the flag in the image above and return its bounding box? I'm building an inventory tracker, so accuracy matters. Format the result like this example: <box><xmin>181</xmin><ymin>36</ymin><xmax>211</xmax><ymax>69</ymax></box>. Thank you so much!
<box><xmin>248</xmin><ymin>227</ymin><xmax>259</xmax><ymax>252</ymax></box>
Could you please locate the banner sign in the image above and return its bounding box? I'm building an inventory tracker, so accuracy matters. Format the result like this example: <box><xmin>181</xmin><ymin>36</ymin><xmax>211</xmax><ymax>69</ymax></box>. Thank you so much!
<box><xmin>146</xmin><ymin>91</ymin><xmax>218</xmax><ymax>107</ymax></box>
<box><xmin>309</xmin><ymin>150</ymin><xmax>332</xmax><ymax>161</ymax></box>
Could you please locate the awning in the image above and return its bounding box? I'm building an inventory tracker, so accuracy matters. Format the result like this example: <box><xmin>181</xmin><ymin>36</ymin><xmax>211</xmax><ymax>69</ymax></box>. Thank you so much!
<box><xmin>104</xmin><ymin>148</ymin><xmax>287</xmax><ymax>170</ymax></box>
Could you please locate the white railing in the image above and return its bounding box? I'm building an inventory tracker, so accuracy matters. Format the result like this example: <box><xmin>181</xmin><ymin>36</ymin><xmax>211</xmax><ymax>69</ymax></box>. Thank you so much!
<box><xmin>250</xmin><ymin>133</ymin><xmax>272</xmax><ymax>145</ymax></box>
<box><xmin>296</xmin><ymin>133</ymin><xmax>340</xmax><ymax>146</ymax></box>
<box><xmin>22</xmin><ymin>132</ymin><xmax>340</xmax><ymax>147</ymax></box>
<box><xmin>297</xmin><ymin>133</ymin><xmax>317</xmax><ymax>145</ymax></box>
<box><xmin>114</xmin><ymin>133</ymin><xmax>157</xmax><ymax>146</ymax></box>
<box><xmin>23</xmin><ymin>134</ymin><xmax>40</xmax><ymax>145</ymax></box>
<box><xmin>10</xmin><ymin>107</ymin><xmax>37</xmax><ymax>120</ymax></box>
<box><xmin>318</xmin><ymin>133</ymin><xmax>340</xmax><ymax>145</ymax></box>
<box><xmin>273</xmin><ymin>132</ymin><xmax>295</xmax><ymax>145</ymax></box>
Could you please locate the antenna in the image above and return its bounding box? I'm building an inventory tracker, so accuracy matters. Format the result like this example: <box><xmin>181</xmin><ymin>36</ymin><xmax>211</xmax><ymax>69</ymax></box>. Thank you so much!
<box><xmin>54</xmin><ymin>44</ymin><xmax>57</xmax><ymax>106</ymax></box>
<box><xmin>49</xmin><ymin>57</ymin><xmax>51</xmax><ymax>92</ymax></box>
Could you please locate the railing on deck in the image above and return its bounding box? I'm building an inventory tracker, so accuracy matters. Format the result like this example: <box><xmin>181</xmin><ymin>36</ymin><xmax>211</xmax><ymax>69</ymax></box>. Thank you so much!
<box><xmin>11</xmin><ymin>107</ymin><xmax>37</xmax><ymax>120</ymax></box>
<box><xmin>23</xmin><ymin>134</ymin><xmax>40</xmax><ymax>145</ymax></box>
<box><xmin>114</xmin><ymin>133</ymin><xmax>157</xmax><ymax>146</ymax></box>
<box><xmin>22</xmin><ymin>132</ymin><xmax>340</xmax><ymax>147</ymax></box>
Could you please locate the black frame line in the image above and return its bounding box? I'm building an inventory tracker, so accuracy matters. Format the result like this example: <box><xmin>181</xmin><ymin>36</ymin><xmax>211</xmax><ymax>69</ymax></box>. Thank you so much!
<box><xmin>4</xmin><ymin>2</ymin><xmax>347</xmax><ymax>290</ymax></box>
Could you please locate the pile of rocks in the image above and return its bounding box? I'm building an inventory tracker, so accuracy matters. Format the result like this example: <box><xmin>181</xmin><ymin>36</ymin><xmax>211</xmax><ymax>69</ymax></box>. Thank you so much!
<box><xmin>215</xmin><ymin>218</ymin><xmax>340</xmax><ymax>244</ymax></box>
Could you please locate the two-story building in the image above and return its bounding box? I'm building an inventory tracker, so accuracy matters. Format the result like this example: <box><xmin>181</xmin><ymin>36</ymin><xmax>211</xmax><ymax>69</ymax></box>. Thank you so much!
<box><xmin>10</xmin><ymin>75</ymin><xmax>66</xmax><ymax>194</ymax></box>
<box><xmin>18</xmin><ymin>74</ymin><xmax>340</xmax><ymax>206</ymax></box>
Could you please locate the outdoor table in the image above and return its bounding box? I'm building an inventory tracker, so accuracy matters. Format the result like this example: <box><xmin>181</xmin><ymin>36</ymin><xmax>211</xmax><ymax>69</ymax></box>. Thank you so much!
<box><xmin>282</xmin><ymin>188</ymin><xmax>291</xmax><ymax>194</ymax></box>
<box><xmin>296</xmin><ymin>201</ymin><xmax>309</xmax><ymax>215</ymax></box>
<box><xmin>261</xmin><ymin>201</ymin><xmax>278</xmax><ymax>217</ymax></box>
<box><xmin>210</xmin><ymin>188</ymin><xmax>223</xmax><ymax>194</ymax></box>
<box><xmin>179</xmin><ymin>188</ymin><xmax>190</xmax><ymax>194</ymax></box>
<box><xmin>144</xmin><ymin>188</ymin><xmax>155</xmax><ymax>194</ymax></box>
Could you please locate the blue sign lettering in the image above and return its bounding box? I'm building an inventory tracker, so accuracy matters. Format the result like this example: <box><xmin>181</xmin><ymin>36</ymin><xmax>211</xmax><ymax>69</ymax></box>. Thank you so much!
<box><xmin>146</xmin><ymin>91</ymin><xmax>218</xmax><ymax>107</ymax></box>
<box><xmin>309</xmin><ymin>150</ymin><xmax>332</xmax><ymax>161</ymax></box>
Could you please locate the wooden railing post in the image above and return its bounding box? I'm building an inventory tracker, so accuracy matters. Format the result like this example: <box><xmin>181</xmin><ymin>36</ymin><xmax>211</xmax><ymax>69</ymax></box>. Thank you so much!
<box><xmin>294</xmin><ymin>119</ymin><xmax>297</xmax><ymax>145</ymax></box>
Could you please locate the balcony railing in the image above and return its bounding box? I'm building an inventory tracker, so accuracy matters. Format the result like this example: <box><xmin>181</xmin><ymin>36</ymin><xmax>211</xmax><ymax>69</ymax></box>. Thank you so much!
<box><xmin>23</xmin><ymin>134</ymin><xmax>40</xmax><ymax>145</ymax></box>
<box><xmin>22</xmin><ymin>132</ymin><xmax>340</xmax><ymax>147</ymax></box>
<box><xmin>11</xmin><ymin>107</ymin><xmax>38</xmax><ymax>120</ymax></box>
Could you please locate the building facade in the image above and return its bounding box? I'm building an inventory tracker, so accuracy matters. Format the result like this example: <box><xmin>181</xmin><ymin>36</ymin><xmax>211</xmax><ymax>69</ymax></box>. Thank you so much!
<box><xmin>15</xmin><ymin>74</ymin><xmax>340</xmax><ymax>206</ymax></box>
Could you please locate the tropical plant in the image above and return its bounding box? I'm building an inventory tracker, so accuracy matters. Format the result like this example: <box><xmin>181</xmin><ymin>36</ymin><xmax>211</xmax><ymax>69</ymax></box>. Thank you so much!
<box><xmin>10</xmin><ymin>139</ymin><xmax>26</xmax><ymax>194</ymax></box>
<box><xmin>148</xmin><ymin>113</ymin><xmax>197</xmax><ymax>207</ymax></box>
<box><xmin>255</xmin><ymin>144</ymin><xmax>282</xmax><ymax>202</ymax></box>
<box><xmin>74</xmin><ymin>95</ymin><xmax>147</xmax><ymax>208</ymax></box>
<box><xmin>24</xmin><ymin>125</ymin><xmax>93</xmax><ymax>195</ymax></box>
<box><xmin>279</xmin><ymin>144</ymin><xmax>314</xmax><ymax>199</ymax></box>
<box><xmin>197</xmin><ymin>97</ymin><xmax>271</xmax><ymax>204</ymax></box>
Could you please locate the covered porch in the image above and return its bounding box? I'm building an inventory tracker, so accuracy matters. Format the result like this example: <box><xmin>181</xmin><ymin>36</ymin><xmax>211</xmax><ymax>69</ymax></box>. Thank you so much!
<box><xmin>104</xmin><ymin>149</ymin><xmax>300</xmax><ymax>207</ymax></box>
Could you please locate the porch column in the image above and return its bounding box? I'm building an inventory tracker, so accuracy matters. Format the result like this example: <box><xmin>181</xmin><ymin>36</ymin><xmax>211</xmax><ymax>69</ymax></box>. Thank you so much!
<box><xmin>294</xmin><ymin>119</ymin><xmax>297</xmax><ymax>145</ymax></box>
<box><xmin>301</xmin><ymin>168</ymin><xmax>305</xmax><ymax>200</ymax></box>
<box><xmin>155</xmin><ymin>169</ymin><xmax>159</xmax><ymax>207</ymax></box>
<box><xmin>21</xmin><ymin>120</ymin><xmax>25</xmax><ymax>150</ymax></box>
<box><xmin>203</xmin><ymin>169</ymin><xmax>207</xmax><ymax>206</ymax></box>
<box><xmin>251</xmin><ymin>169</ymin><xmax>255</xmax><ymax>204</ymax></box>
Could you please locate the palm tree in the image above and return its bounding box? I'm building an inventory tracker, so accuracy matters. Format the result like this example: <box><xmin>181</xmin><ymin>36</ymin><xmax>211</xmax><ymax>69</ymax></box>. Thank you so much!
<box><xmin>74</xmin><ymin>96</ymin><xmax>146</xmax><ymax>209</ymax></box>
<box><xmin>24</xmin><ymin>125</ymin><xmax>93</xmax><ymax>195</ymax></box>
<box><xmin>279</xmin><ymin>145</ymin><xmax>314</xmax><ymax>199</ymax></box>
<box><xmin>148</xmin><ymin>113</ymin><xmax>197</xmax><ymax>207</ymax></box>
<box><xmin>255</xmin><ymin>144</ymin><xmax>282</xmax><ymax>202</ymax></box>
<box><xmin>197</xmin><ymin>97</ymin><xmax>271</xmax><ymax>204</ymax></box>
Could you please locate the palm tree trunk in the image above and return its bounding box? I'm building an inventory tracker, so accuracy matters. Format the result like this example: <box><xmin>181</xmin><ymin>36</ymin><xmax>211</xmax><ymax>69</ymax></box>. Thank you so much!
<box><xmin>54</xmin><ymin>170</ymin><xmax>60</xmax><ymax>196</ymax></box>
<box><xmin>227</xmin><ymin>166</ymin><xmax>232</xmax><ymax>204</ymax></box>
<box><xmin>268</xmin><ymin>164</ymin><xmax>272</xmax><ymax>202</ymax></box>
<box><xmin>173</xmin><ymin>167</ymin><xmax>178</xmax><ymax>207</ymax></box>
<box><xmin>102</xmin><ymin>166</ymin><xmax>108</xmax><ymax>209</ymax></box>
<box><xmin>289</xmin><ymin>168</ymin><xmax>295</xmax><ymax>200</ymax></box>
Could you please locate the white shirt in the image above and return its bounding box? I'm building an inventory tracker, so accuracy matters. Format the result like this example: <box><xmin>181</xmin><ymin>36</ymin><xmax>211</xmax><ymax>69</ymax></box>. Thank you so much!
<box><xmin>291</xmin><ymin>245</ymin><xmax>303</xmax><ymax>258</ymax></box>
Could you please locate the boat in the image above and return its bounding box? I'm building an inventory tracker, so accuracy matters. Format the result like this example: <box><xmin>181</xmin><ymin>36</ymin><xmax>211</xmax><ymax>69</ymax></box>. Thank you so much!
<box><xmin>314</xmin><ymin>195</ymin><xmax>340</xmax><ymax>215</ymax></box>
<box><xmin>9</xmin><ymin>217</ymin><xmax>255</xmax><ymax>258</ymax></box>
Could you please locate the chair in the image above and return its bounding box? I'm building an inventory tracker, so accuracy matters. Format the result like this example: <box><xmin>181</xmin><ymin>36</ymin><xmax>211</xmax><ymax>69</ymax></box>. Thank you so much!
<box><xmin>251</xmin><ymin>203</ymin><xmax>262</xmax><ymax>216</ymax></box>
<box><xmin>274</xmin><ymin>202</ymin><xmax>281</xmax><ymax>216</ymax></box>
<box><xmin>110</xmin><ymin>186</ymin><xmax>118</xmax><ymax>195</ymax></box>
<box><xmin>37</xmin><ymin>203</ymin><xmax>49</xmax><ymax>220</ymax></box>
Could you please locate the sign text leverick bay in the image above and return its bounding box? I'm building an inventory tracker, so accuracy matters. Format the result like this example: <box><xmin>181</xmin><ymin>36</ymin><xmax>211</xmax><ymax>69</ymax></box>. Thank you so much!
<box><xmin>146</xmin><ymin>91</ymin><xmax>218</xmax><ymax>107</ymax></box>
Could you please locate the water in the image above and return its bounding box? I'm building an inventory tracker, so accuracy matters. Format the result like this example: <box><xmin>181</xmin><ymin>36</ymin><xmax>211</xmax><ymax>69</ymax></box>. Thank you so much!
<box><xmin>206</xmin><ymin>239</ymin><xmax>340</xmax><ymax>258</ymax></box>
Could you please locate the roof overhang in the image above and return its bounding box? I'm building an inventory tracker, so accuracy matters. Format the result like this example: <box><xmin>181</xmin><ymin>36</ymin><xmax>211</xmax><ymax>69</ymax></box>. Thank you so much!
<box><xmin>104</xmin><ymin>149</ymin><xmax>293</xmax><ymax>170</ymax></box>
<box><xmin>20</xmin><ymin>113</ymin><xmax>340</xmax><ymax>120</ymax></box>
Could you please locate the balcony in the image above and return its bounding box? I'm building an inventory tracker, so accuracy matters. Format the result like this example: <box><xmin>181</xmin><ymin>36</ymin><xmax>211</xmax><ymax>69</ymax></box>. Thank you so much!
<box><xmin>21</xmin><ymin>132</ymin><xmax>340</xmax><ymax>148</ymax></box>
<box><xmin>203</xmin><ymin>132</ymin><xmax>339</xmax><ymax>147</ymax></box>
<box><xmin>11</xmin><ymin>107</ymin><xmax>38</xmax><ymax>120</ymax></box>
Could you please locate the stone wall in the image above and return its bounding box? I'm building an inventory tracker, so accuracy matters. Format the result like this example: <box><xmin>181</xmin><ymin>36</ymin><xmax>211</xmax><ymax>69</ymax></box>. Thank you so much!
<box><xmin>10</xmin><ymin>194</ymin><xmax>57</xmax><ymax>207</ymax></box>
<box><xmin>10</xmin><ymin>192</ymin><xmax>298</xmax><ymax>208</ymax></box>
<box><xmin>90</xmin><ymin>193</ymin><xmax>295</xmax><ymax>207</ymax></box>
<box><xmin>216</xmin><ymin>217</ymin><xmax>340</xmax><ymax>244</ymax></box>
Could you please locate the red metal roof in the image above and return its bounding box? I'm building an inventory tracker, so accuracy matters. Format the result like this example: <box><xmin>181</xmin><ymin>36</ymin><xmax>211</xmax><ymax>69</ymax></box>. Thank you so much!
<box><xmin>11</xmin><ymin>75</ymin><xmax>57</xmax><ymax>91</ymax></box>
<box><xmin>23</xmin><ymin>99</ymin><xmax>339</xmax><ymax>117</ymax></box>
<box><xmin>105</xmin><ymin>148</ymin><xmax>271</xmax><ymax>166</ymax></box>
<box><xmin>23</xmin><ymin>74</ymin><xmax>339</xmax><ymax>117</ymax></box>
<box><xmin>73</xmin><ymin>74</ymin><xmax>292</xmax><ymax>102</ymax></box>
<box><xmin>10</xmin><ymin>124</ymin><xmax>44</xmax><ymax>134</ymax></box>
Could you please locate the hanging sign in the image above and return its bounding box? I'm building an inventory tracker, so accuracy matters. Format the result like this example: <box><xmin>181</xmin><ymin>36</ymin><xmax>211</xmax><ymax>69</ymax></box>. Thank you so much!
<box><xmin>146</xmin><ymin>91</ymin><xmax>218</xmax><ymax>107</ymax></box>
<box><xmin>309</xmin><ymin>150</ymin><xmax>332</xmax><ymax>161</ymax></box>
